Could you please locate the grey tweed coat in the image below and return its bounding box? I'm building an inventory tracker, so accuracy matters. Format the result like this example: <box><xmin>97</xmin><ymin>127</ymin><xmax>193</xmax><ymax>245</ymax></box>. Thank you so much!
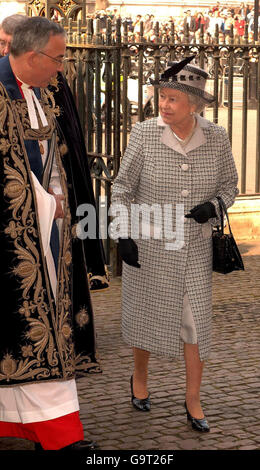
<box><xmin>111</xmin><ymin>115</ymin><xmax>239</xmax><ymax>360</ymax></box>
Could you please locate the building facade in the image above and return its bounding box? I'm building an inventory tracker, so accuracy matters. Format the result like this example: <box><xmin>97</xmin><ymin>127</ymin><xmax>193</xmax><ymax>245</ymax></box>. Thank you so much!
<box><xmin>101</xmin><ymin>1</ymin><xmax>254</xmax><ymax>18</ymax></box>
<box><xmin>0</xmin><ymin>1</ymin><xmax>255</xmax><ymax>23</ymax></box>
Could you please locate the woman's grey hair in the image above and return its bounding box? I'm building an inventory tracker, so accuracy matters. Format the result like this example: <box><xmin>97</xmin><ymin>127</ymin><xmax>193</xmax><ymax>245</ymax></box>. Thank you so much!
<box><xmin>10</xmin><ymin>17</ymin><xmax>66</xmax><ymax>57</ymax></box>
<box><xmin>187</xmin><ymin>93</ymin><xmax>207</xmax><ymax>113</ymax></box>
<box><xmin>1</xmin><ymin>14</ymin><xmax>28</xmax><ymax>35</ymax></box>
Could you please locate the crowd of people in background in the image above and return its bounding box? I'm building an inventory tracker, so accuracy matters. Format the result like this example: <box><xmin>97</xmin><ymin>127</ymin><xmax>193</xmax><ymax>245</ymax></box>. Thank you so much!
<box><xmin>89</xmin><ymin>2</ymin><xmax>259</xmax><ymax>43</ymax></box>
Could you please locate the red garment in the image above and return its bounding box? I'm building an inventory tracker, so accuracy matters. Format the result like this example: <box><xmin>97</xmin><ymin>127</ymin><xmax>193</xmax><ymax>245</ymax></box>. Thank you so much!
<box><xmin>14</xmin><ymin>77</ymin><xmax>33</xmax><ymax>98</ymax></box>
<box><xmin>0</xmin><ymin>411</ymin><xmax>84</xmax><ymax>450</ymax></box>
<box><xmin>195</xmin><ymin>17</ymin><xmax>206</xmax><ymax>31</ymax></box>
<box><xmin>235</xmin><ymin>19</ymin><xmax>245</xmax><ymax>36</ymax></box>
<box><xmin>14</xmin><ymin>77</ymin><xmax>25</xmax><ymax>98</ymax></box>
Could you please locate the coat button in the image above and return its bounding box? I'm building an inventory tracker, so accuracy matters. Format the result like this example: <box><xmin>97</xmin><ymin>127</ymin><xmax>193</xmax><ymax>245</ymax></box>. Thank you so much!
<box><xmin>181</xmin><ymin>163</ymin><xmax>189</xmax><ymax>171</ymax></box>
<box><xmin>181</xmin><ymin>189</ymin><xmax>189</xmax><ymax>197</ymax></box>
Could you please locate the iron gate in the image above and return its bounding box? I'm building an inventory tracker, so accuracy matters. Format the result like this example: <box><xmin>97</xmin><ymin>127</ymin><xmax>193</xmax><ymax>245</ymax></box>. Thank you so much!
<box><xmin>63</xmin><ymin>19</ymin><xmax>260</xmax><ymax>273</ymax></box>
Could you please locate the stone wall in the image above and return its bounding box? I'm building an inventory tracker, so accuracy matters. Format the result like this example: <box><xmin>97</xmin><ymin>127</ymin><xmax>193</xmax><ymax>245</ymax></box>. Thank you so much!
<box><xmin>229</xmin><ymin>198</ymin><xmax>260</xmax><ymax>241</ymax></box>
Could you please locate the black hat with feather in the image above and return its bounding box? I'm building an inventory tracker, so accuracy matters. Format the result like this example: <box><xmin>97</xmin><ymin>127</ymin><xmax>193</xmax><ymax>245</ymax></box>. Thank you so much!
<box><xmin>150</xmin><ymin>56</ymin><xmax>215</xmax><ymax>104</ymax></box>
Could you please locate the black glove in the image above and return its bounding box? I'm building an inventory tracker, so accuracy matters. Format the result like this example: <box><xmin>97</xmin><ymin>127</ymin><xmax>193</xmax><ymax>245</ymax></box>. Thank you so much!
<box><xmin>185</xmin><ymin>202</ymin><xmax>216</xmax><ymax>224</ymax></box>
<box><xmin>118</xmin><ymin>238</ymin><xmax>141</xmax><ymax>268</ymax></box>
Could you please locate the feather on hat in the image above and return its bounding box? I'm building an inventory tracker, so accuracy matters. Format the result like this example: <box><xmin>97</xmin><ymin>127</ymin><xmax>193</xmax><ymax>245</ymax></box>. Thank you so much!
<box><xmin>160</xmin><ymin>56</ymin><xmax>195</xmax><ymax>79</ymax></box>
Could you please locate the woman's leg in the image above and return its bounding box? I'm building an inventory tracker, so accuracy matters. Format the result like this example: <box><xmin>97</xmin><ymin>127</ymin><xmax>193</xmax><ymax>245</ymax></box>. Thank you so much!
<box><xmin>184</xmin><ymin>343</ymin><xmax>205</xmax><ymax>419</ymax></box>
<box><xmin>132</xmin><ymin>347</ymin><xmax>150</xmax><ymax>399</ymax></box>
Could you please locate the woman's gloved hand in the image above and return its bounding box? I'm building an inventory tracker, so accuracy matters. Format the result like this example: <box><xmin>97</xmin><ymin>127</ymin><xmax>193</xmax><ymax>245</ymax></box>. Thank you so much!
<box><xmin>185</xmin><ymin>202</ymin><xmax>216</xmax><ymax>224</ymax></box>
<box><xmin>118</xmin><ymin>238</ymin><xmax>141</xmax><ymax>268</ymax></box>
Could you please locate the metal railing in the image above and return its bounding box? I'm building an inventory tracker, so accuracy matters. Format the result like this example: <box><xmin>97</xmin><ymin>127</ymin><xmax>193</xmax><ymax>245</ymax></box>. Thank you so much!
<box><xmin>63</xmin><ymin>18</ymin><xmax>260</xmax><ymax>270</ymax></box>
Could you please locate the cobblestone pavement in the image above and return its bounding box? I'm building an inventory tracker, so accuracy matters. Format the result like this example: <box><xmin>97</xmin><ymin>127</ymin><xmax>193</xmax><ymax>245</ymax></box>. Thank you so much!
<box><xmin>0</xmin><ymin>240</ymin><xmax>260</xmax><ymax>451</ymax></box>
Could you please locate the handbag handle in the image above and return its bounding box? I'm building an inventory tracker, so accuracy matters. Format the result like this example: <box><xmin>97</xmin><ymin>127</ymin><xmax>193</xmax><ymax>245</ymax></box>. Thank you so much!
<box><xmin>216</xmin><ymin>196</ymin><xmax>233</xmax><ymax>236</ymax></box>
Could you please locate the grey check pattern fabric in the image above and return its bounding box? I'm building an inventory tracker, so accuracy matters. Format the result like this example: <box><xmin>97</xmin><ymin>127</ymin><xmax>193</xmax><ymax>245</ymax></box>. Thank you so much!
<box><xmin>111</xmin><ymin>117</ymin><xmax>238</xmax><ymax>360</ymax></box>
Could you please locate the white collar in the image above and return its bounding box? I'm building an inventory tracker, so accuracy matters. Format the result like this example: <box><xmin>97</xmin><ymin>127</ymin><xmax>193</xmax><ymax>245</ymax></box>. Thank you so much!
<box><xmin>158</xmin><ymin>114</ymin><xmax>208</xmax><ymax>155</ymax></box>
<box><xmin>16</xmin><ymin>76</ymin><xmax>48</xmax><ymax>130</ymax></box>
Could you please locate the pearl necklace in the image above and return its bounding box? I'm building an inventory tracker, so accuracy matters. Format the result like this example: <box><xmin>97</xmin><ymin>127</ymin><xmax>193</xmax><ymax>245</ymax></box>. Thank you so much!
<box><xmin>171</xmin><ymin>117</ymin><xmax>197</xmax><ymax>146</ymax></box>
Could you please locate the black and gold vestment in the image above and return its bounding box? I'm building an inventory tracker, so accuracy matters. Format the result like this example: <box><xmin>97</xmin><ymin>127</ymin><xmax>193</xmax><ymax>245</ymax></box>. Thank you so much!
<box><xmin>0</xmin><ymin>56</ymin><xmax>103</xmax><ymax>387</ymax></box>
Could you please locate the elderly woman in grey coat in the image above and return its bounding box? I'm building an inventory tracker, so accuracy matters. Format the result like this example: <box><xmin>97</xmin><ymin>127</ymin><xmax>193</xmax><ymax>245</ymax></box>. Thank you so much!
<box><xmin>111</xmin><ymin>57</ymin><xmax>238</xmax><ymax>432</ymax></box>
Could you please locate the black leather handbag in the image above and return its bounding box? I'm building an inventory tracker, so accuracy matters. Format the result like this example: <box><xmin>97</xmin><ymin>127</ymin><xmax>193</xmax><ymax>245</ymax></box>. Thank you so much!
<box><xmin>212</xmin><ymin>197</ymin><xmax>245</xmax><ymax>274</ymax></box>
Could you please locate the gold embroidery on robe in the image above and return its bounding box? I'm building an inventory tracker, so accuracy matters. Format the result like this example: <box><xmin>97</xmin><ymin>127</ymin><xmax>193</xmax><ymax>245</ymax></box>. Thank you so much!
<box><xmin>0</xmin><ymin>82</ymin><xmax>77</xmax><ymax>384</ymax></box>
<box><xmin>75</xmin><ymin>307</ymin><xmax>90</xmax><ymax>328</ymax></box>
<box><xmin>11</xmin><ymin>88</ymin><xmax>60</xmax><ymax>141</ymax></box>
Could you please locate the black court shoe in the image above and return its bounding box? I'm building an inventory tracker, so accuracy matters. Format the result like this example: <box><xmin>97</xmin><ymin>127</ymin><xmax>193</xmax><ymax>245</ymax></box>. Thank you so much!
<box><xmin>184</xmin><ymin>401</ymin><xmax>210</xmax><ymax>432</ymax></box>
<box><xmin>34</xmin><ymin>440</ymin><xmax>98</xmax><ymax>452</ymax></box>
<box><xmin>60</xmin><ymin>440</ymin><xmax>98</xmax><ymax>451</ymax></box>
<box><xmin>130</xmin><ymin>375</ymin><xmax>151</xmax><ymax>411</ymax></box>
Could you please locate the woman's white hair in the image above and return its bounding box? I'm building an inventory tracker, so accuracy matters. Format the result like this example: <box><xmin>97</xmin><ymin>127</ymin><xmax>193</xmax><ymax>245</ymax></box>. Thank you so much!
<box><xmin>187</xmin><ymin>93</ymin><xmax>208</xmax><ymax>113</ymax></box>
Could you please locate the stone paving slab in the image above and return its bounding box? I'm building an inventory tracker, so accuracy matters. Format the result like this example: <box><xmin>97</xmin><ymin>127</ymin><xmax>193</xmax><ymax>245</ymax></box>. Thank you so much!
<box><xmin>0</xmin><ymin>240</ymin><xmax>260</xmax><ymax>451</ymax></box>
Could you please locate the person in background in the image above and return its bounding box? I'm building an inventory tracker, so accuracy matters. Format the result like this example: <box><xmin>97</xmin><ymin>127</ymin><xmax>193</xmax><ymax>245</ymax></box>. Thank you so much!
<box><xmin>223</xmin><ymin>11</ymin><xmax>235</xmax><ymax>38</ymax></box>
<box><xmin>234</xmin><ymin>14</ymin><xmax>245</xmax><ymax>40</ymax></box>
<box><xmin>0</xmin><ymin>14</ymin><xmax>26</xmax><ymax>57</ymax></box>
<box><xmin>144</xmin><ymin>14</ymin><xmax>153</xmax><ymax>37</ymax></box>
<box><xmin>183</xmin><ymin>9</ymin><xmax>197</xmax><ymax>37</ymax></box>
<box><xmin>111</xmin><ymin>57</ymin><xmax>238</xmax><ymax>432</ymax></box>
<box><xmin>195</xmin><ymin>12</ymin><xmax>207</xmax><ymax>33</ymax></box>
<box><xmin>239</xmin><ymin>2</ymin><xmax>251</xmax><ymax>18</ymax></box>
<box><xmin>208</xmin><ymin>9</ymin><xmax>224</xmax><ymax>37</ymax></box>
<box><xmin>133</xmin><ymin>14</ymin><xmax>142</xmax><ymax>37</ymax></box>
<box><xmin>212</xmin><ymin>2</ymin><xmax>221</xmax><ymax>13</ymax></box>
